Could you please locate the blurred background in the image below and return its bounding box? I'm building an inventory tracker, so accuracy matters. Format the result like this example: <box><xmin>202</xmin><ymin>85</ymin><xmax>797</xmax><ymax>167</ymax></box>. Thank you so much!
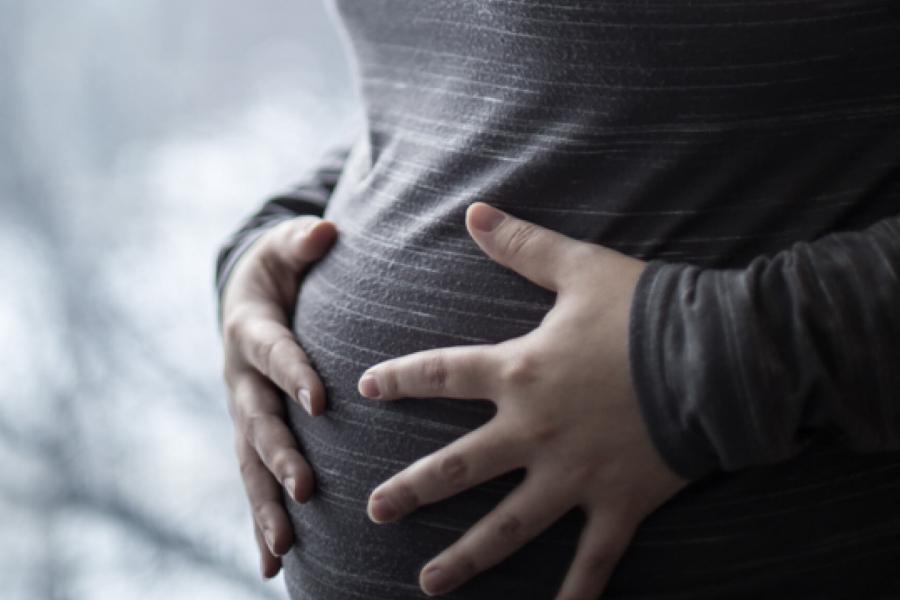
<box><xmin>0</xmin><ymin>1</ymin><xmax>358</xmax><ymax>598</ymax></box>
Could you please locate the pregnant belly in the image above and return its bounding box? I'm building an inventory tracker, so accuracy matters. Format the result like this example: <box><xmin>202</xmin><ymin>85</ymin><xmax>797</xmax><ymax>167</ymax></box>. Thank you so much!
<box><xmin>281</xmin><ymin>224</ymin><xmax>900</xmax><ymax>600</ymax></box>
<box><xmin>282</xmin><ymin>229</ymin><xmax>583</xmax><ymax>599</ymax></box>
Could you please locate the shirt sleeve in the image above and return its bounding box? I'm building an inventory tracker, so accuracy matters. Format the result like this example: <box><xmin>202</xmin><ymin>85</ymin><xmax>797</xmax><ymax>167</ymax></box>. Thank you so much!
<box><xmin>629</xmin><ymin>212</ymin><xmax>900</xmax><ymax>481</ymax></box>
<box><xmin>213</xmin><ymin>144</ymin><xmax>350</xmax><ymax>318</ymax></box>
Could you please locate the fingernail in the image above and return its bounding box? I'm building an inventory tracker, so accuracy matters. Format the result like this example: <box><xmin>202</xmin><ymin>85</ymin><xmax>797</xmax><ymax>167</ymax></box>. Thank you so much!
<box><xmin>469</xmin><ymin>203</ymin><xmax>505</xmax><ymax>232</ymax></box>
<box><xmin>358</xmin><ymin>372</ymin><xmax>381</xmax><ymax>399</ymax></box>
<box><xmin>284</xmin><ymin>477</ymin><xmax>297</xmax><ymax>502</ymax></box>
<box><xmin>421</xmin><ymin>564</ymin><xmax>454</xmax><ymax>595</ymax></box>
<box><xmin>264</xmin><ymin>528</ymin><xmax>276</xmax><ymax>555</ymax></box>
<box><xmin>298</xmin><ymin>387</ymin><xmax>312</xmax><ymax>415</ymax></box>
<box><xmin>369</xmin><ymin>493</ymin><xmax>398</xmax><ymax>522</ymax></box>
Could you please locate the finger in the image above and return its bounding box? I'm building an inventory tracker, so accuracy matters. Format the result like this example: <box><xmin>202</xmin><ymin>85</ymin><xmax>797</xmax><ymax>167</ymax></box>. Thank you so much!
<box><xmin>231</xmin><ymin>315</ymin><xmax>327</xmax><ymax>416</ymax></box>
<box><xmin>223</xmin><ymin>217</ymin><xmax>337</xmax><ymax>317</ymax></box>
<box><xmin>367</xmin><ymin>419</ymin><xmax>522</xmax><ymax>523</ymax></box>
<box><xmin>253</xmin><ymin>521</ymin><xmax>283</xmax><ymax>579</ymax></box>
<box><xmin>465</xmin><ymin>202</ymin><xmax>586</xmax><ymax>292</ymax></box>
<box><xmin>417</xmin><ymin>470</ymin><xmax>574</xmax><ymax>596</ymax></box>
<box><xmin>358</xmin><ymin>344</ymin><xmax>503</xmax><ymax>401</ymax></box>
<box><xmin>553</xmin><ymin>512</ymin><xmax>634</xmax><ymax>600</ymax></box>
<box><xmin>233</xmin><ymin>372</ymin><xmax>316</xmax><ymax>503</ymax></box>
<box><xmin>265</xmin><ymin>216</ymin><xmax>338</xmax><ymax>274</ymax></box>
<box><xmin>235</xmin><ymin>430</ymin><xmax>296</xmax><ymax>558</ymax></box>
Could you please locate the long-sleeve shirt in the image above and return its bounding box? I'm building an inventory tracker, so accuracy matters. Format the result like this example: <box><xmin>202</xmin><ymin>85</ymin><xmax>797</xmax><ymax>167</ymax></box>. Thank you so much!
<box><xmin>216</xmin><ymin>1</ymin><xmax>900</xmax><ymax>598</ymax></box>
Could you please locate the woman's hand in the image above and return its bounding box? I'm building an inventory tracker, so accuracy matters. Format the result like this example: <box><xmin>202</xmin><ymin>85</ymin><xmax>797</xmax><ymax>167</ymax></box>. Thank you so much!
<box><xmin>357</xmin><ymin>203</ymin><xmax>689</xmax><ymax>599</ymax></box>
<box><xmin>220</xmin><ymin>216</ymin><xmax>337</xmax><ymax>578</ymax></box>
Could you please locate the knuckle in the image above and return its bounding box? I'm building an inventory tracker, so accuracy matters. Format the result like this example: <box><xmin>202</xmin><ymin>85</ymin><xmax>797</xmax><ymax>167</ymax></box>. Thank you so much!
<box><xmin>223</xmin><ymin>363</ymin><xmax>250</xmax><ymax>392</ymax></box>
<box><xmin>243</xmin><ymin>412</ymin><xmax>271</xmax><ymax>447</ymax></box>
<box><xmin>268</xmin><ymin>446</ymin><xmax>294</xmax><ymax>477</ymax></box>
<box><xmin>501</xmin><ymin>222</ymin><xmax>536</xmax><ymax>258</ymax></box>
<box><xmin>495</xmin><ymin>513</ymin><xmax>525</xmax><ymax>543</ymax></box>
<box><xmin>248</xmin><ymin>336</ymin><xmax>271</xmax><ymax>369</ymax></box>
<box><xmin>501</xmin><ymin>351</ymin><xmax>540</xmax><ymax>388</ymax></box>
<box><xmin>251</xmin><ymin>497</ymin><xmax>276</xmax><ymax>519</ymax></box>
<box><xmin>237</xmin><ymin>449</ymin><xmax>258</xmax><ymax>479</ymax></box>
<box><xmin>436</xmin><ymin>453</ymin><xmax>468</xmax><ymax>486</ymax></box>
<box><xmin>257</xmin><ymin>243</ymin><xmax>283</xmax><ymax>274</ymax></box>
<box><xmin>422</xmin><ymin>354</ymin><xmax>449</xmax><ymax>392</ymax></box>
<box><xmin>565</xmin><ymin>463</ymin><xmax>596</xmax><ymax>487</ymax></box>
<box><xmin>253</xmin><ymin>335</ymin><xmax>291</xmax><ymax>376</ymax></box>
<box><xmin>222</xmin><ymin>312</ymin><xmax>249</xmax><ymax>348</ymax></box>
<box><xmin>528</xmin><ymin>420</ymin><xmax>561</xmax><ymax>444</ymax></box>
<box><xmin>569</xmin><ymin>244</ymin><xmax>599</xmax><ymax>273</ymax></box>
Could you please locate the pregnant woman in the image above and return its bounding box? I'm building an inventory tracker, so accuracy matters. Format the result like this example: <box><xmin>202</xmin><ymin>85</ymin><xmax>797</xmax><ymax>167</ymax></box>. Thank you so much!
<box><xmin>217</xmin><ymin>1</ymin><xmax>900</xmax><ymax>598</ymax></box>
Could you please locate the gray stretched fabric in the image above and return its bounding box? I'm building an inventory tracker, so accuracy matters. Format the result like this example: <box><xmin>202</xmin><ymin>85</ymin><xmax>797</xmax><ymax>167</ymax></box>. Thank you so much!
<box><xmin>215</xmin><ymin>1</ymin><xmax>900</xmax><ymax>598</ymax></box>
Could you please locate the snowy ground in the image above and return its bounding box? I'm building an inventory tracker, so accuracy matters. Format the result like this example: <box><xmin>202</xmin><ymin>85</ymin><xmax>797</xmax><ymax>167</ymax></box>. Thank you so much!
<box><xmin>0</xmin><ymin>2</ymin><xmax>357</xmax><ymax>598</ymax></box>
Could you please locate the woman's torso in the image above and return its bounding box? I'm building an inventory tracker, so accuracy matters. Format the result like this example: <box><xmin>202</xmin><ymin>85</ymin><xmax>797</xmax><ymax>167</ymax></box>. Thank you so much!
<box><xmin>283</xmin><ymin>1</ymin><xmax>900</xmax><ymax>597</ymax></box>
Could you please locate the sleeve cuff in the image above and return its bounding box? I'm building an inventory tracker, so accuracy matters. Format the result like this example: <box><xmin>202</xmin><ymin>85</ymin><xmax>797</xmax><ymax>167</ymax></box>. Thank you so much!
<box><xmin>628</xmin><ymin>259</ymin><xmax>720</xmax><ymax>481</ymax></box>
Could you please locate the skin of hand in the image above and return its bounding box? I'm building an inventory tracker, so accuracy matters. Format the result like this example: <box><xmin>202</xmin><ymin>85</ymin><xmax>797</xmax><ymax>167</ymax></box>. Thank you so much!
<box><xmin>220</xmin><ymin>215</ymin><xmax>337</xmax><ymax>579</ymax></box>
<box><xmin>357</xmin><ymin>202</ymin><xmax>691</xmax><ymax>599</ymax></box>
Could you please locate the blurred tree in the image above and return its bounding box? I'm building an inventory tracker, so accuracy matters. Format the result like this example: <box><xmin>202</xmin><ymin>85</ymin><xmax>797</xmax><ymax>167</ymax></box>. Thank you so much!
<box><xmin>0</xmin><ymin>1</ymin><xmax>358</xmax><ymax>598</ymax></box>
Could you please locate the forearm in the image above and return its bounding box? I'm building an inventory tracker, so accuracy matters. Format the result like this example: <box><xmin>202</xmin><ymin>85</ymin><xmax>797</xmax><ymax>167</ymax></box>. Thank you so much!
<box><xmin>631</xmin><ymin>213</ymin><xmax>900</xmax><ymax>479</ymax></box>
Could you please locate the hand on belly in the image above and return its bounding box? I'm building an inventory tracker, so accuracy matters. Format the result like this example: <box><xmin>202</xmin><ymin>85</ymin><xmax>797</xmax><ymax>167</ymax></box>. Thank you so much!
<box><xmin>220</xmin><ymin>215</ymin><xmax>339</xmax><ymax>579</ymax></box>
<box><xmin>356</xmin><ymin>203</ymin><xmax>690</xmax><ymax>600</ymax></box>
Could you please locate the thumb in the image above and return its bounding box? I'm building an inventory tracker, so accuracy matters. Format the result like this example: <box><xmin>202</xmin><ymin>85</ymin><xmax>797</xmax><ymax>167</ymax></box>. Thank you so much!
<box><xmin>465</xmin><ymin>202</ymin><xmax>581</xmax><ymax>291</ymax></box>
<box><xmin>268</xmin><ymin>217</ymin><xmax>338</xmax><ymax>272</ymax></box>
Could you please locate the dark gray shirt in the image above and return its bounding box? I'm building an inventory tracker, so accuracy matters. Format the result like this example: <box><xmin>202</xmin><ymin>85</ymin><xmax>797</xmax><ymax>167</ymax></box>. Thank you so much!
<box><xmin>217</xmin><ymin>1</ymin><xmax>900</xmax><ymax>597</ymax></box>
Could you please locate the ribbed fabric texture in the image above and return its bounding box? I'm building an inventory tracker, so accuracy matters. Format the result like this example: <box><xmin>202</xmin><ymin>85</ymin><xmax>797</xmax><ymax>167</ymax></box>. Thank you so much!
<box><xmin>216</xmin><ymin>1</ymin><xmax>900</xmax><ymax>597</ymax></box>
